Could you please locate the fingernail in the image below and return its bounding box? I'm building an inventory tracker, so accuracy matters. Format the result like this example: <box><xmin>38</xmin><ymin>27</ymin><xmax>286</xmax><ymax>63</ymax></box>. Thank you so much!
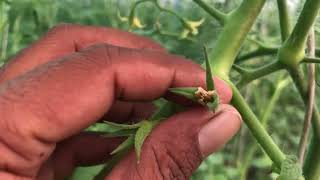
<box><xmin>198</xmin><ymin>110</ymin><xmax>241</xmax><ymax>157</ymax></box>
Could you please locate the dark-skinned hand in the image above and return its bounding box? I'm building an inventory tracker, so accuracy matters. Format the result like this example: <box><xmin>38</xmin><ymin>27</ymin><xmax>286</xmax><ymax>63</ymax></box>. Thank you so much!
<box><xmin>0</xmin><ymin>24</ymin><xmax>241</xmax><ymax>180</ymax></box>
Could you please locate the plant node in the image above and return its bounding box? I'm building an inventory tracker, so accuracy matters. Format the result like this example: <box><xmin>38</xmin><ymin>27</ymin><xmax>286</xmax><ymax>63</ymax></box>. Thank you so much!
<box><xmin>195</xmin><ymin>87</ymin><xmax>216</xmax><ymax>105</ymax></box>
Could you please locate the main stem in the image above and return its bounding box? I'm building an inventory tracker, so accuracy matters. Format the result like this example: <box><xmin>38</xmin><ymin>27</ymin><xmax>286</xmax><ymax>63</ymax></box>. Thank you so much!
<box><xmin>278</xmin><ymin>0</ymin><xmax>320</xmax><ymax>67</ymax></box>
<box><xmin>239</xmin><ymin>78</ymin><xmax>289</xmax><ymax>179</ymax></box>
<box><xmin>230</xmin><ymin>83</ymin><xmax>285</xmax><ymax>168</ymax></box>
<box><xmin>200</xmin><ymin>0</ymin><xmax>286</xmax><ymax>168</ymax></box>
<box><xmin>277</xmin><ymin>0</ymin><xmax>291</xmax><ymax>41</ymax></box>
<box><xmin>209</xmin><ymin>0</ymin><xmax>266</xmax><ymax>79</ymax></box>
<box><xmin>289</xmin><ymin>68</ymin><xmax>320</xmax><ymax>179</ymax></box>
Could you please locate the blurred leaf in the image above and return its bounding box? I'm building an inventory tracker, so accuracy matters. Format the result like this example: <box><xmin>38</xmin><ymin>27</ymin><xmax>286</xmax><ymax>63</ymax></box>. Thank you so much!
<box><xmin>168</xmin><ymin>87</ymin><xmax>198</xmax><ymax>101</ymax></box>
<box><xmin>203</xmin><ymin>46</ymin><xmax>214</xmax><ymax>91</ymax></box>
<box><xmin>134</xmin><ymin>120</ymin><xmax>153</xmax><ymax>162</ymax></box>
<box><xmin>103</xmin><ymin>121</ymin><xmax>142</xmax><ymax>130</ymax></box>
<box><xmin>277</xmin><ymin>155</ymin><xmax>304</xmax><ymax>180</ymax></box>
<box><xmin>111</xmin><ymin>135</ymin><xmax>134</xmax><ymax>155</ymax></box>
<box><xmin>102</xmin><ymin>129</ymin><xmax>137</xmax><ymax>137</ymax></box>
<box><xmin>150</xmin><ymin>101</ymin><xmax>183</xmax><ymax>120</ymax></box>
<box><xmin>94</xmin><ymin>144</ymin><xmax>132</xmax><ymax>180</ymax></box>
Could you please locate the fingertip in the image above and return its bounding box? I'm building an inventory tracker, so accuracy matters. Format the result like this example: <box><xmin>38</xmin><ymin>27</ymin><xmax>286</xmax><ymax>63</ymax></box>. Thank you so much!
<box><xmin>198</xmin><ymin>104</ymin><xmax>241</xmax><ymax>157</ymax></box>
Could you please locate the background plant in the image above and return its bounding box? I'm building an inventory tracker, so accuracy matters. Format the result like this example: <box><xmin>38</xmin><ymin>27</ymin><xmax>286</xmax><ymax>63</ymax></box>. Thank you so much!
<box><xmin>1</xmin><ymin>0</ymin><xmax>320</xmax><ymax>179</ymax></box>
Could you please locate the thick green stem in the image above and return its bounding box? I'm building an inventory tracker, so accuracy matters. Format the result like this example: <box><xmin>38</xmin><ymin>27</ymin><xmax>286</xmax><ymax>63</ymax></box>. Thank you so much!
<box><xmin>278</xmin><ymin>0</ymin><xmax>320</xmax><ymax>67</ymax></box>
<box><xmin>192</xmin><ymin>0</ymin><xmax>227</xmax><ymax>25</ymax></box>
<box><xmin>288</xmin><ymin>68</ymin><xmax>320</xmax><ymax>138</ymax></box>
<box><xmin>303</xmin><ymin>136</ymin><xmax>320</xmax><ymax>180</ymax></box>
<box><xmin>201</xmin><ymin>0</ymin><xmax>285</xmax><ymax>169</ymax></box>
<box><xmin>288</xmin><ymin>68</ymin><xmax>320</xmax><ymax>179</ymax></box>
<box><xmin>236</xmin><ymin>47</ymin><xmax>278</xmax><ymax>63</ymax></box>
<box><xmin>237</xmin><ymin>61</ymin><xmax>285</xmax><ymax>88</ymax></box>
<box><xmin>239</xmin><ymin>78</ymin><xmax>289</xmax><ymax>179</ymax></box>
<box><xmin>302</xmin><ymin>57</ymin><xmax>320</xmax><ymax>64</ymax></box>
<box><xmin>236</xmin><ymin>48</ymin><xmax>320</xmax><ymax>63</ymax></box>
<box><xmin>208</xmin><ymin>0</ymin><xmax>266</xmax><ymax>79</ymax></box>
<box><xmin>277</xmin><ymin>0</ymin><xmax>291</xmax><ymax>41</ymax></box>
<box><xmin>230</xmin><ymin>83</ymin><xmax>285</xmax><ymax>169</ymax></box>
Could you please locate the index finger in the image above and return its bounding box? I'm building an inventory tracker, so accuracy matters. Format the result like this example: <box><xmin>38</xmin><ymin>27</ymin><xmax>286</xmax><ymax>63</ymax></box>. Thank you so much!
<box><xmin>0</xmin><ymin>44</ymin><xmax>232</xmax><ymax>144</ymax></box>
<box><xmin>0</xmin><ymin>24</ymin><xmax>165</xmax><ymax>83</ymax></box>
<box><xmin>0</xmin><ymin>44</ymin><xmax>232</xmax><ymax>177</ymax></box>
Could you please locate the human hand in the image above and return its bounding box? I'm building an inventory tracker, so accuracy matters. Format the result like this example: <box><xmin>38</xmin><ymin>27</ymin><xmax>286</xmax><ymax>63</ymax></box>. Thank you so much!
<box><xmin>0</xmin><ymin>24</ymin><xmax>241</xmax><ymax>180</ymax></box>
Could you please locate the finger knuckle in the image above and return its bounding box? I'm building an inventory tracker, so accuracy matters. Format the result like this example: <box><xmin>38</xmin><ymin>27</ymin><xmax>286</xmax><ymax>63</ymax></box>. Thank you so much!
<box><xmin>150</xmin><ymin>145</ymin><xmax>194</xmax><ymax>180</ymax></box>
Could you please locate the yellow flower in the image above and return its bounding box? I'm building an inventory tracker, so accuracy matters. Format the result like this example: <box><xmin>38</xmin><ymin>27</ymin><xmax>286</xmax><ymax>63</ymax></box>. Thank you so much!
<box><xmin>131</xmin><ymin>16</ymin><xmax>145</xmax><ymax>29</ymax></box>
<box><xmin>180</xmin><ymin>29</ymin><xmax>190</xmax><ymax>39</ymax></box>
<box><xmin>185</xmin><ymin>18</ymin><xmax>205</xmax><ymax>35</ymax></box>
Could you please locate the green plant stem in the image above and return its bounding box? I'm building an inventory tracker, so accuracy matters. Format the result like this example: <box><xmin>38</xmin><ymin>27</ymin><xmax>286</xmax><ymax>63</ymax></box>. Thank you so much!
<box><xmin>230</xmin><ymin>82</ymin><xmax>285</xmax><ymax>169</ymax></box>
<box><xmin>192</xmin><ymin>0</ymin><xmax>227</xmax><ymax>25</ymax></box>
<box><xmin>201</xmin><ymin>0</ymin><xmax>285</xmax><ymax>169</ymax></box>
<box><xmin>129</xmin><ymin>0</ymin><xmax>190</xmax><ymax>33</ymax></box>
<box><xmin>0</xmin><ymin>22</ymin><xmax>9</xmax><ymax>61</ymax></box>
<box><xmin>277</xmin><ymin>0</ymin><xmax>291</xmax><ymax>41</ymax></box>
<box><xmin>128</xmin><ymin>0</ymin><xmax>153</xmax><ymax>26</ymax></box>
<box><xmin>236</xmin><ymin>61</ymin><xmax>285</xmax><ymax>88</ymax></box>
<box><xmin>303</xmin><ymin>136</ymin><xmax>320</xmax><ymax>180</ymax></box>
<box><xmin>278</xmin><ymin>0</ymin><xmax>320</xmax><ymax>67</ymax></box>
<box><xmin>274</xmin><ymin>6</ymin><xmax>320</xmax><ymax>175</ymax></box>
<box><xmin>236</xmin><ymin>48</ymin><xmax>320</xmax><ymax>64</ymax></box>
<box><xmin>298</xmin><ymin>28</ymin><xmax>316</xmax><ymax>165</ymax></box>
<box><xmin>288</xmin><ymin>67</ymin><xmax>320</xmax><ymax>179</ymax></box>
<box><xmin>208</xmin><ymin>0</ymin><xmax>266</xmax><ymax>79</ymax></box>
<box><xmin>236</xmin><ymin>47</ymin><xmax>278</xmax><ymax>63</ymax></box>
<box><xmin>302</xmin><ymin>57</ymin><xmax>320</xmax><ymax>64</ymax></box>
<box><xmin>153</xmin><ymin>0</ymin><xmax>185</xmax><ymax>25</ymax></box>
<box><xmin>288</xmin><ymin>68</ymin><xmax>320</xmax><ymax>138</ymax></box>
<box><xmin>239</xmin><ymin>78</ymin><xmax>289</xmax><ymax>180</ymax></box>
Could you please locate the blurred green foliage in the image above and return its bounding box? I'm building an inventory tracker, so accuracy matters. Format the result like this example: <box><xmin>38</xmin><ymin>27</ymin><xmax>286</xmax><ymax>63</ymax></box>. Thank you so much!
<box><xmin>0</xmin><ymin>0</ymin><xmax>319</xmax><ymax>179</ymax></box>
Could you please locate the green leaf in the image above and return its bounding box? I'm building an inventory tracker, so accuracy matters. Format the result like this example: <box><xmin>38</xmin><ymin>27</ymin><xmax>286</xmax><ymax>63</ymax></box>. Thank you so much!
<box><xmin>203</xmin><ymin>46</ymin><xmax>214</xmax><ymax>91</ymax></box>
<box><xmin>85</xmin><ymin>123</ymin><xmax>125</xmax><ymax>133</ymax></box>
<box><xmin>103</xmin><ymin>121</ymin><xmax>142</xmax><ymax>130</ymax></box>
<box><xmin>134</xmin><ymin>120</ymin><xmax>154</xmax><ymax>162</ymax></box>
<box><xmin>111</xmin><ymin>135</ymin><xmax>134</xmax><ymax>155</ymax></box>
<box><xmin>277</xmin><ymin>155</ymin><xmax>304</xmax><ymax>180</ymax></box>
<box><xmin>168</xmin><ymin>87</ymin><xmax>198</xmax><ymax>101</ymax></box>
<box><xmin>150</xmin><ymin>101</ymin><xmax>182</xmax><ymax>120</ymax></box>
<box><xmin>206</xmin><ymin>96</ymin><xmax>219</xmax><ymax>111</ymax></box>
<box><xmin>102</xmin><ymin>129</ymin><xmax>137</xmax><ymax>138</ymax></box>
<box><xmin>94</xmin><ymin>145</ymin><xmax>132</xmax><ymax>180</ymax></box>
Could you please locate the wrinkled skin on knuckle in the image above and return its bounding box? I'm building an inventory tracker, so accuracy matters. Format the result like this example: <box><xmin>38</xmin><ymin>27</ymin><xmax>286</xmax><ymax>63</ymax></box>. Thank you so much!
<box><xmin>132</xmin><ymin>120</ymin><xmax>204</xmax><ymax>180</ymax></box>
<box><xmin>0</xmin><ymin>87</ymin><xmax>54</xmax><ymax>178</ymax></box>
<box><xmin>140</xmin><ymin>140</ymin><xmax>201</xmax><ymax>180</ymax></box>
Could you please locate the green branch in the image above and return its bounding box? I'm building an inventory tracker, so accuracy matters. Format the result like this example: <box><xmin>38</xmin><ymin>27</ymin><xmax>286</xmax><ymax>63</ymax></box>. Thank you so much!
<box><xmin>192</xmin><ymin>0</ymin><xmax>227</xmax><ymax>25</ymax></box>
<box><xmin>278</xmin><ymin>0</ymin><xmax>320</xmax><ymax>67</ymax></box>
<box><xmin>288</xmin><ymin>68</ymin><xmax>320</xmax><ymax>179</ymax></box>
<box><xmin>237</xmin><ymin>48</ymin><xmax>320</xmax><ymax>63</ymax></box>
<box><xmin>236</xmin><ymin>61</ymin><xmax>285</xmax><ymax>88</ymax></box>
<box><xmin>200</xmin><ymin>0</ymin><xmax>286</xmax><ymax>170</ymax></box>
<box><xmin>277</xmin><ymin>0</ymin><xmax>291</xmax><ymax>41</ymax></box>
<box><xmin>304</xmin><ymin>136</ymin><xmax>320</xmax><ymax>180</ymax></box>
<box><xmin>230</xmin><ymin>82</ymin><xmax>286</xmax><ymax>169</ymax></box>
<box><xmin>208</xmin><ymin>0</ymin><xmax>266</xmax><ymax>79</ymax></box>
<box><xmin>239</xmin><ymin>77</ymin><xmax>290</xmax><ymax>179</ymax></box>
<box><xmin>302</xmin><ymin>57</ymin><xmax>320</xmax><ymax>64</ymax></box>
<box><xmin>236</xmin><ymin>47</ymin><xmax>278</xmax><ymax>63</ymax></box>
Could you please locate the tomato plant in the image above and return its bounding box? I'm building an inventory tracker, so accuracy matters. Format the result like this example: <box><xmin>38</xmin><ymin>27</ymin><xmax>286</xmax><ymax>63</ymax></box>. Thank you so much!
<box><xmin>1</xmin><ymin>0</ymin><xmax>320</xmax><ymax>179</ymax></box>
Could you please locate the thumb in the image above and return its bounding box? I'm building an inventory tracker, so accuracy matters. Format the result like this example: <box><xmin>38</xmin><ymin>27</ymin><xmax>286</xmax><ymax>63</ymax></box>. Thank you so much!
<box><xmin>107</xmin><ymin>104</ymin><xmax>241</xmax><ymax>180</ymax></box>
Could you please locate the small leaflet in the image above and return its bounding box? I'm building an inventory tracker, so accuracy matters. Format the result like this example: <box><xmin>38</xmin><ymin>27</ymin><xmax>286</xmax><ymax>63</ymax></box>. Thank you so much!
<box><xmin>111</xmin><ymin>135</ymin><xmax>135</xmax><ymax>155</ymax></box>
<box><xmin>134</xmin><ymin>120</ymin><xmax>154</xmax><ymax>162</ymax></box>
